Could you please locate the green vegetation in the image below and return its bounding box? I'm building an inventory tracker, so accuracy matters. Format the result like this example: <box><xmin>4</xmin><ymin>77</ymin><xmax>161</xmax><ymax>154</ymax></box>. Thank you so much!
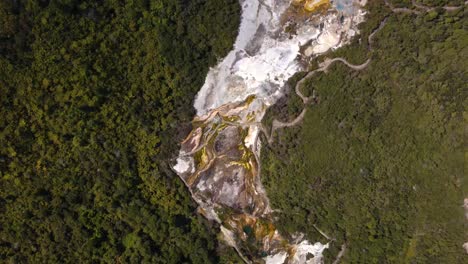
<box><xmin>262</xmin><ymin>0</ymin><xmax>466</xmax><ymax>263</ymax></box>
<box><xmin>1</xmin><ymin>0</ymin><xmax>466</xmax><ymax>263</ymax></box>
<box><xmin>0</xmin><ymin>0</ymin><xmax>242</xmax><ymax>262</ymax></box>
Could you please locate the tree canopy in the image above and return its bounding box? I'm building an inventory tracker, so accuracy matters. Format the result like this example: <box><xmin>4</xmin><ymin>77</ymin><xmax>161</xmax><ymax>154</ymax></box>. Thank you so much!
<box><xmin>0</xmin><ymin>0</ymin><xmax>242</xmax><ymax>262</ymax></box>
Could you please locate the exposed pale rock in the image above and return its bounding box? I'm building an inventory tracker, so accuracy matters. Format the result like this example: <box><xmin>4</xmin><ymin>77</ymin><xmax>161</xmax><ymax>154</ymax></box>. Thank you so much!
<box><xmin>194</xmin><ymin>0</ymin><xmax>365</xmax><ymax>116</ymax></box>
<box><xmin>175</xmin><ymin>0</ymin><xmax>367</xmax><ymax>262</ymax></box>
<box><xmin>264</xmin><ymin>251</ymin><xmax>288</xmax><ymax>264</ymax></box>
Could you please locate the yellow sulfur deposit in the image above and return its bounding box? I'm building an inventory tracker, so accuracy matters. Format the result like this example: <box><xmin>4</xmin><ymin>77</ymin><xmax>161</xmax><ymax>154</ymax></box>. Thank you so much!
<box><xmin>293</xmin><ymin>0</ymin><xmax>330</xmax><ymax>12</ymax></box>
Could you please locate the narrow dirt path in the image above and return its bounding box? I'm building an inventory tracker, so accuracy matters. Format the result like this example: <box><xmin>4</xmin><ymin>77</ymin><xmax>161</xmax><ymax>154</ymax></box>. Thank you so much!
<box><xmin>260</xmin><ymin>0</ymin><xmax>466</xmax><ymax>145</ymax></box>
<box><xmin>257</xmin><ymin>1</ymin><xmax>466</xmax><ymax>262</ymax></box>
<box><xmin>385</xmin><ymin>0</ymin><xmax>466</xmax><ymax>14</ymax></box>
<box><xmin>332</xmin><ymin>243</ymin><xmax>347</xmax><ymax>264</ymax></box>
<box><xmin>384</xmin><ymin>0</ymin><xmax>422</xmax><ymax>15</ymax></box>
<box><xmin>263</xmin><ymin>55</ymin><xmax>371</xmax><ymax>144</ymax></box>
<box><xmin>368</xmin><ymin>17</ymin><xmax>388</xmax><ymax>50</ymax></box>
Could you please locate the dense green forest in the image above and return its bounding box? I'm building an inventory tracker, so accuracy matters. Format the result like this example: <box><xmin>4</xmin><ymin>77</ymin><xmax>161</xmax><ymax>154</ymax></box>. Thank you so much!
<box><xmin>1</xmin><ymin>0</ymin><xmax>466</xmax><ymax>263</ymax></box>
<box><xmin>0</xmin><ymin>0</ymin><xmax>242</xmax><ymax>262</ymax></box>
<box><xmin>262</xmin><ymin>0</ymin><xmax>466</xmax><ymax>263</ymax></box>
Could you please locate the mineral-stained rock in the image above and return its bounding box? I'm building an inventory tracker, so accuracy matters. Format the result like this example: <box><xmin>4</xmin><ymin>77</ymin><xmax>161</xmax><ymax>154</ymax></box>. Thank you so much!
<box><xmin>174</xmin><ymin>0</ymin><xmax>367</xmax><ymax>262</ymax></box>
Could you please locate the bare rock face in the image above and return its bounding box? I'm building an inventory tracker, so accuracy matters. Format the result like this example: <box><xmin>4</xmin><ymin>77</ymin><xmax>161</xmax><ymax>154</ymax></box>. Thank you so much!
<box><xmin>214</xmin><ymin>126</ymin><xmax>240</xmax><ymax>154</ymax></box>
<box><xmin>174</xmin><ymin>0</ymin><xmax>367</xmax><ymax>262</ymax></box>
<box><xmin>196</xmin><ymin>160</ymin><xmax>247</xmax><ymax>209</ymax></box>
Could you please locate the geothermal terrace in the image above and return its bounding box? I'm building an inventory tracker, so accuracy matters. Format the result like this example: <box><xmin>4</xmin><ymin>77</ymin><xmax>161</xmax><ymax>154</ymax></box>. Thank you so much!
<box><xmin>174</xmin><ymin>1</ymin><xmax>367</xmax><ymax>263</ymax></box>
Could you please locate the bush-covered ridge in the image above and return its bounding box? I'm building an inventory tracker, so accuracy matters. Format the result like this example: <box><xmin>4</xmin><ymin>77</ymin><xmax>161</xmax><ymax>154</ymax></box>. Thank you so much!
<box><xmin>262</xmin><ymin>0</ymin><xmax>466</xmax><ymax>262</ymax></box>
<box><xmin>0</xmin><ymin>0</ymin><xmax>242</xmax><ymax>262</ymax></box>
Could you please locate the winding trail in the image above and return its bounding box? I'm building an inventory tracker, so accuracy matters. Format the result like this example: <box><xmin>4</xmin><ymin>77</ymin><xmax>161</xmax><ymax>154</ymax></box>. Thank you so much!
<box><xmin>261</xmin><ymin>0</ymin><xmax>467</xmax><ymax>145</ymax></box>
<box><xmin>252</xmin><ymin>1</ymin><xmax>465</xmax><ymax>262</ymax></box>
<box><xmin>332</xmin><ymin>244</ymin><xmax>347</xmax><ymax>264</ymax></box>
<box><xmin>262</xmin><ymin>55</ymin><xmax>371</xmax><ymax>144</ymax></box>
<box><xmin>368</xmin><ymin>17</ymin><xmax>388</xmax><ymax>50</ymax></box>
<box><xmin>260</xmin><ymin>10</ymin><xmax>393</xmax><ymax>145</ymax></box>
<box><xmin>174</xmin><ymin>1</ymin><xmax>466</xmax><ymax>263</ymax></box>
<box><xmin>384</xmin><ymin>0</ymin><xmax>422</xmax><ymax>15</ymax></box>
<box><xmin>384</xmin><ymin>0</ymin><xmax>466</xmax><ymax>14</ymax></box>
